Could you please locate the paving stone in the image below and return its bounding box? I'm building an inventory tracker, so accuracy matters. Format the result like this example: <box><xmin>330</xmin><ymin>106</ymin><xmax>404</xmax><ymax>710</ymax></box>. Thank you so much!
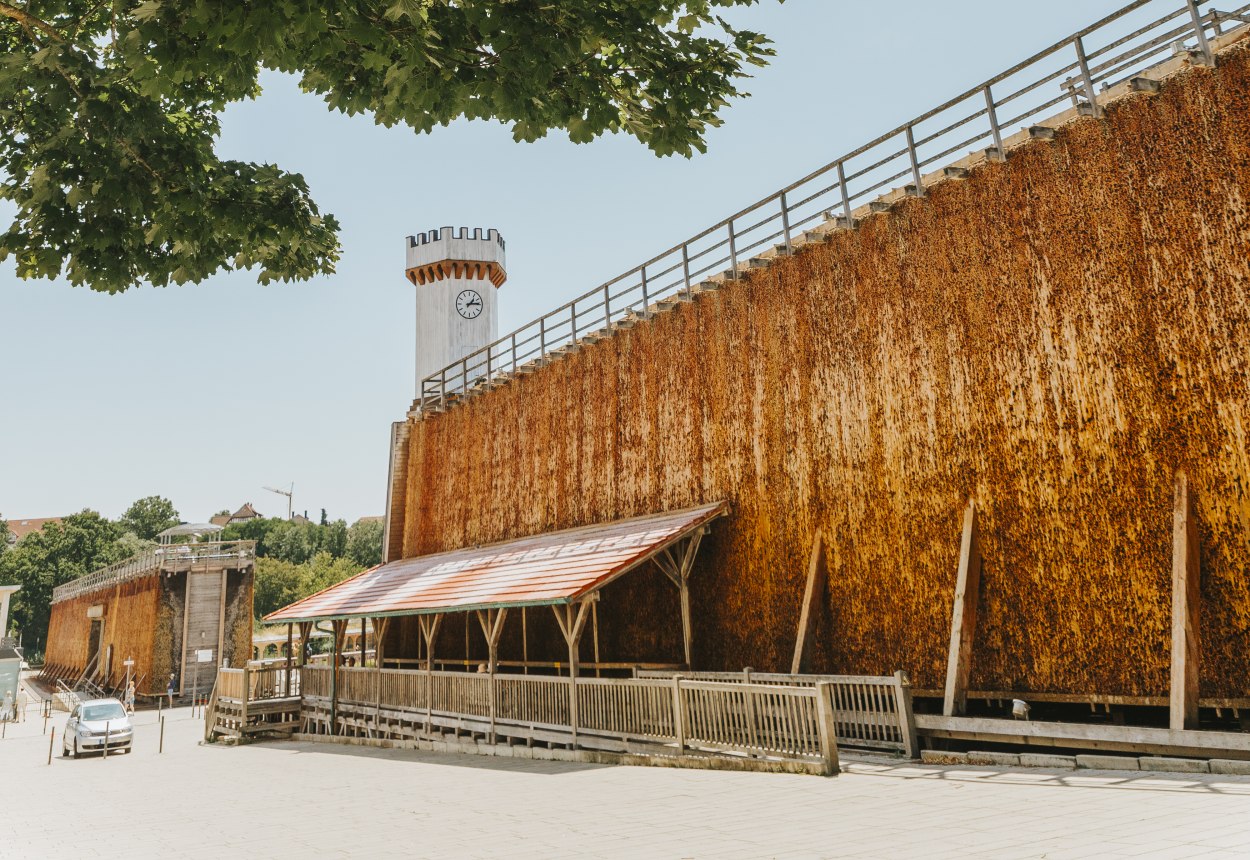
<box><xmin>1140</xmin><ymin>756</ymin><xmax>1211</xmax><ymax>773</ymax></box>
<box><xmin>1076</xmin><ymin>754</ymin><xmax>1140</xmax><ymax>771</ymax></box>
<box><xmin>1210</xmin><ymin>759</ymin><xmax>1250</xmax><ymax>776</ymax></box>
<box><xmin>1018</xmin><ymin>753</ymin><xmax>1077</xmax><ymax>769</ymax></box>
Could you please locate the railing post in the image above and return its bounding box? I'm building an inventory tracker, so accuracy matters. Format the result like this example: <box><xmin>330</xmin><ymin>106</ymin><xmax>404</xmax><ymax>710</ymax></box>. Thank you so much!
<box><xmin>240</xmin><ymin>667</ymin><xmax>249</xmax><ymax>733</ymax></box>
<box><xmin>640</xmin><ymin>266</ymin><xmax>650</xmax><ymax>318</ymax></box>
<box><xmin>681</xmin><ymin>244</ymin><xmax>692</xmax><ymax>299</ymax></box>
<box><xmin>742</xmin><ymin>668</ymin><xmax>759</xmax><ymax>750</ymax></box>
<box><xmin>905</xmin><ymin>125</ymin><xmax>925</xmax><ymax>197</ymax></box>
<box><xmin>728</xmin><ymin>221</ymin><xmax>738</xmax><ymax>279</ymax></box>
<box><xmin>1074</xmin><ymin>36</ymin><xmax>1103</xmax><ymax>118</ymax></box>
<box><xmin>813</xmin><ymin>682</ymin><xmax>841</xmax><ymax>776</ymax></box>
<box><xmin>539</xmin><ymin>317</ymin><xmax>547</xmax><ymax>357</ymax></box>
<box><xmin>570</xmin><ymin>303</ymin><xmax>577</xmax><ymax>340</ymax></box>
<box><xmin>892</xmin><ymin>670</ymin><xmax>919</xmax><ymax>760</ymax></box>
<box><xmin>460</xmin><ymin>357</ymin><xmax>468</xmax><ymax>395</ymax></box>
<box><xmin>511</xmin><ymin>332</ymin><xmax>518</xmax><ymax>372</ymax></box>
<box><xmin>1186</xmin><ymin>0</ymin><xmax>1214</xmax><ymax>66</ymax></box>
<box><xmin>671</xmin><ymin>676</ymin><xmax>685</xmax><ymax>755</ymax></box>
<box><xmin>836</xmin><ymin>161</ymin><xmax>853</xmax><ymax>226</ymax></box>
<box><xmin>780</xmin><ymin>192</ymin><xmax>792</xmax><ymax>253</ymax></box>
<box><xmin>603</xmin><ymin>283</ymin><xmax>611</xmax><ymax>330</ymax></box>
<box><xmin>984</xmin><ymin>85</ymin><xmax>1005</xmax><ymax>161</ymax></box>
<box><xmin>439</xmin><ymin>369</ymin><xmax>446</xmax><ymax>403</ymax></box>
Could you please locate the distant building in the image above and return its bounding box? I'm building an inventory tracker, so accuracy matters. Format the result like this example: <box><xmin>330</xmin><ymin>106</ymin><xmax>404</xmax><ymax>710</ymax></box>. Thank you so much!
<box><xmin>3</xmin><ymin>516</ymin><xmax>62</xmax><ymax>548</ymax></box>
<box><xmin>209</xmin><ymin>503</ymin><xmax>263</xmax><ymax>528</ymax></box>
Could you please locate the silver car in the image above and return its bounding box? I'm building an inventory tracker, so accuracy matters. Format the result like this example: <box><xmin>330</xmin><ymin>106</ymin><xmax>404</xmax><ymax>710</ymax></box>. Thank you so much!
<box><xmin>62</xmin><ymin>698</ymin><xmax>133</xmax><ymax>757</ymax></box>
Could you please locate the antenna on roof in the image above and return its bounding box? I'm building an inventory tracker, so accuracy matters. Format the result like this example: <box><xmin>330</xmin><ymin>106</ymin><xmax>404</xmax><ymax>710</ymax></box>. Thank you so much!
<box><xmin>263</xmin><ymin>483</ymin><xmax>294</xmax><ymax>520</ymax></box>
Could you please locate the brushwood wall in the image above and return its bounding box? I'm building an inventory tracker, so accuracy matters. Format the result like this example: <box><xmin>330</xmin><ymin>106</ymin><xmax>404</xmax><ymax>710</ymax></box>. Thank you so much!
<box><xmin>400</xmin><ymin>49</ymin><xmax>1250</xmax><ymax>699</ymax></box>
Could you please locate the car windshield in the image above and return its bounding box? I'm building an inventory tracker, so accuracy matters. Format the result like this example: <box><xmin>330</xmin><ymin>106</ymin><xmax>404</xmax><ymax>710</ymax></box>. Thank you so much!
<box><xmin>82</xmin><ymin>703</ymin><xmax>126</xmax><ymax>721</ymax></box>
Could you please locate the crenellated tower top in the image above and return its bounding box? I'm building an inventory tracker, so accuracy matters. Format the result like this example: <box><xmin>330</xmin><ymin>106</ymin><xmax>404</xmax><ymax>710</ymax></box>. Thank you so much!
<box><xmin>405</xmin><ymin>226</ymin><xmax>507</xmax><ymax>288</ymax></box>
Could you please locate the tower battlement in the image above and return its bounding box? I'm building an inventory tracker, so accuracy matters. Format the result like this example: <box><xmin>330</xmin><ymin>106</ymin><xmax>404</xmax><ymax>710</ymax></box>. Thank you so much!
<box><xmin>405</xmin><ymin>226</ymin><xmax>506</xmax><ymax>288</ymax></box>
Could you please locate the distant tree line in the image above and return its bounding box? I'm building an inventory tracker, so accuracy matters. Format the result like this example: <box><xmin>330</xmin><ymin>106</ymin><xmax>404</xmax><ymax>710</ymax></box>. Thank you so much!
<box><xmin>218</xmin><ymin>516</ymin><xmax>383</xmax><ymax>621</ymax></box>
<box><xmin>0</xmin><ymin>497</ymin><xmax>382</xmax><ymax>656</ymax></box>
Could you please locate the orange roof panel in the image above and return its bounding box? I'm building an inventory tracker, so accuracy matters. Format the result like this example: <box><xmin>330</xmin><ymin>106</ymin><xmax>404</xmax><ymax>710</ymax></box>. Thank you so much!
<box><xmin>264</xmin><ymin>502</ymin><xmax>728</xmax><ymax>623</ymax></box>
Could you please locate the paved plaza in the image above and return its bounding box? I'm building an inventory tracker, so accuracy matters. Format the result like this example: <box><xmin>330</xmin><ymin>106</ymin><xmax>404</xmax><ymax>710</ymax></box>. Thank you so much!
<box><xmin>4</xmin><ymin>702</ymin><xmax>1250</xmax><ymax>859</ymax></box>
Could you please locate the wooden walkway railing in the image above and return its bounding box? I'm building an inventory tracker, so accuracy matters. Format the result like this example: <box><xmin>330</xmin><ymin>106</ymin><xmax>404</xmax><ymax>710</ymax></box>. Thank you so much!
<box><xmin>298</xmin><ymin>667</ymin><xmax>850</xmax><ymax>773</ymax></box>
<box><xmin>637</xmin><ymin>669</ymin><xmax>919</xmax><ymax>757</ymax></box>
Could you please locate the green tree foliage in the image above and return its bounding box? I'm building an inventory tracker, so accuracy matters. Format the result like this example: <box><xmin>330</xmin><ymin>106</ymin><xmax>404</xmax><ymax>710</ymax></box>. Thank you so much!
<box><xmin>347</xmin><ymin>518</ymin><xmax>384</xmax><ymax>568</ymax></box>
<box><xmin>0</xmin><ymin>511</ymin><xmax>127</xmax><ymax>648</ymax></box>
<box><xmin>0</xmin><ymin>1</ymin><xmax>776</xmax><ymax>293</ymax></box>
<box><xmin>226</xmin><ymin>517</ymin><xmax>351</xmax><ymax>565</ymax></box>
<box><xmin>0</xmin><ymin>518</ymin><xmax>10</xmax><ymax>552</ymax></box>
<box><xmin>253</xmin><ymin>552</ymin><xmax>362</xmax><ymax>620</ymax></box>
<box><xmin>117</xmin><ymin>495</ymin><xmax>180</xmax><ymax>540</ymax></box>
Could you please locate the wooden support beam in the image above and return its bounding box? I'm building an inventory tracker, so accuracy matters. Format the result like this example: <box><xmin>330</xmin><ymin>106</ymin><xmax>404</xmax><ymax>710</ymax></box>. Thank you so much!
<box><xmin>553</xmin><ymin>600</ymin><xmax>593</xmax><ymax>747</ymax></box>
<box><xmin>791</xmin><ymin>530</ymin><xmax>828</xmax><ymax>674</ymax></box>
<box><xmin>652</xmin><ymin>531</ymin><xmax>706</xmax><ymax>669</ymax></box>
<box><xmin>284</xmin><ymin>624</ymin><xmax>293</xmax><ymax>697</ymax></box>
<box><xmin>943</xmin><ymin>500</ymin><xmax>982</xmax><ymax>717</ymax></box>
<box><xmin>1171</xmin><ymin>471</ymin><xmax>1201</xmax><ymax>731</ymax></box>
<box><xmin>296</xmin><ymin>622</ymin><xmax>312</xmax><ymax>668</ymax></box>
<box><xmin>330</xmin><ymin>620</ymin><xmax>347</xmax><ymax>736</ymax></box>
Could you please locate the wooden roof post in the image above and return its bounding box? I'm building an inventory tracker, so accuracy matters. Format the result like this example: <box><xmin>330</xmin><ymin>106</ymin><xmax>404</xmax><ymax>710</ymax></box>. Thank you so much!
<box><xmin>284</xmin><ymin>623</ymin><xmax>293</xmax><ymax>697</ymax></box>
<box><xmin>653</xmin><ymin>529</ymin><xmax>706</xmax><ymax>671</ymax></box>
<box><xmin>418</xmin><ymin>614</ymin><xmax>442</xmax><ymax>735</ymax></box>
<box><xmin>330</xmin><ymin>619</ymin><xmax>347</xmax><ymax>736</ymax></box>
<box><xmin>553</xmin><ymin>601</ymin><xmax>592</xmax><ymax>748</ymax></box>
<box><xmin>943</xmin><ymin>499</ymin><xmax>982</xmax><ymax>717</ymax></box>
<box><xmin>476</xmin><ymin>608</ymin><xmax>508</xmax><ymax>744</ymax></box>
<box><xmin>1171</xmin><ymin>471</ymin><xmax>1201</xmax><ymax>731</ymax></box>
<box><xmin>792</xmin><ymin>529</ymin><xmax>828</xmax><ymax>675</ymax></box>
<box><xmin>296</xmin><ymin>622</ymin><xmax>312</xmax><ymax>667</ymax></box>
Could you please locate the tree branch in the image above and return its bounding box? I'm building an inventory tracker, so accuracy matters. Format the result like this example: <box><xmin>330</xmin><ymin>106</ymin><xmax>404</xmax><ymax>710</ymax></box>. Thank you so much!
<box><xmin>0</xmin><ymin>2</ymin><xmax>64</xmax><ymax>43</ymax></box>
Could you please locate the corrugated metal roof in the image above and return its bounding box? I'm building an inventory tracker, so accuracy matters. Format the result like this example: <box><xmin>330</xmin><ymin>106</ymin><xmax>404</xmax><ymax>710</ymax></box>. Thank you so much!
<box><xmin>264</xmin><ymin>502</ymin><xmax>728</xmax><ymax>624</ymax></box>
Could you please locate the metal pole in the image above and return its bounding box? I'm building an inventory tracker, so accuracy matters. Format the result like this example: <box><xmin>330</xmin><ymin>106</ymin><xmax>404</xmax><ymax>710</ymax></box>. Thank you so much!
<box><xmin>102</xmin><ymin>722</ymin><xmax>109</xmax><ymax>760</ymax></box>
<box><xmin>780</xmin><ymin>192</ymin><xmax>792</xmax><ymax>253</ymax></box>
<box><xmin>570</xmin><ymin>303</ymin><xmax>577</xmax><ymax>340</ymax></box>
<box><xmin>905</xmin><ymin>125</ymin><xmax>925</xmax><ymax>196</ymax></box>
<box><xmin>984</xmin><ymin>85</ymin><xmax>1005</xmax><ymax>161</ymax></box>
<box><xmin>681</xmin><ymin>244</ymin><xmax>692</xmax><ymax>299</ymax></box>
<box><xmin>728</xmin><ymin>220</ymin><xmax>738</xmax><ymax>279</ymax></box>
<box><xmin>603</xmin><ymin>283</ymin><xmax>611</xmax><ymax>328</ymax></box>
<box><xmin>539</xmin><ymin>317</ymin><xmax>547</xmax><ymax>357</ymax></box>
<box><xmin>1074</xmin><ymin>37</ymin><xmax>1103</xmax><ymax>117</ymax></box>
<box><xmin>159</xmin><ymin>716</ymin><xmax>165</xmax><ymax>754</ymax></box>
<box><xmin>460</xmin><ymin>357</ymin><xmax>467</xmax><ymax>395</ymax></box>
<box><xmin>1186</xmin><ymin>0</ymin><xmax>1214</xmax><ymax>65</ymax></box>
<box><xmin>48</xmin><ymin>728</ymin><xmax>54</xmax><ymax>765</ymax></box>
<box><xmin>640</xmin><ymin>266</ymin><xmax>650</xmax><ymax>318</ymax></box>
<box><xmin>836</xmin><ymin>161</ymin><xmax>853</xmax><ymax>225</ymax></box>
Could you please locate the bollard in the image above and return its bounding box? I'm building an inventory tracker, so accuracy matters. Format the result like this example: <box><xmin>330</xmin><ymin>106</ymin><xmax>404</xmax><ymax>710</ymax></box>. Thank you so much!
<box><xmin>48</xmin><ymin>728</ymin><xmax>54</xmax><ymax>765</ymax></box>
<box><xmin>43</xmin><ymin>710</ymin><xmax>48</xmax><ymax>735</ymax></box>
<box><xmin>2</xmin><ymin>717</ymin><xmax>6</xmax><ymax>739</ymax></box>
<box><xmin>103</xmin><ymin>721</ymin><xmax>109</xmax><ymax>760</ymax></box>
<box><xmin>159</xmin><ymin>716</ymin><xmax>165</xmax><ymax>754</ymax></box>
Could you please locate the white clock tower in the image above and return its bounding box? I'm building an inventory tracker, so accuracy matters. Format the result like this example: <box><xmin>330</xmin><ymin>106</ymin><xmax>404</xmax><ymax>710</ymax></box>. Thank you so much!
<box><xmin>405</xmin><ymin>226</ymin><xmax>506</xmax><ymax>399</ymax></box>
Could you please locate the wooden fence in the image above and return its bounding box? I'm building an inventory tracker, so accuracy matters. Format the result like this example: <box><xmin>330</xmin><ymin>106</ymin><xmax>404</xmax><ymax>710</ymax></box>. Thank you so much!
<box><xmin>637</xmin><ymin>669</ymin><xmax>918</xmax><ymax>757</ymax></box>
<box><xmin>298</xmin><ymin>666</ymin><xmax>849</xmax><ymax>773</ymax></box>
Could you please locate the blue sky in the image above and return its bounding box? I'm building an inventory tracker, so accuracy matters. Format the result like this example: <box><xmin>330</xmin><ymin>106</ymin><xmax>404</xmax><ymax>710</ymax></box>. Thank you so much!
<box><xmin>1</xmin><ymin>0</ymin><xmax>1105</xmax><ymax>524</ymax></box>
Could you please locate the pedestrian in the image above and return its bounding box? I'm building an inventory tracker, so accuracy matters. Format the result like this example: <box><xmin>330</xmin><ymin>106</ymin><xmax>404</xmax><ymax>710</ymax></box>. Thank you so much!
<box><xmin>1</xmin><ymin>689</ymin><xmax>12</xmax><ymax>722</ymax></box>
<box><xmin>166</xmin><ymin>672</ymin><xmax>177</xmax><ymax>708</ymax></box>
<box><xmin>15</xmin><ymin>686</ymin><xmax>27</xmax><ymax>722</ymax></box>
<box><xmin>125</xmin><ymin>679</ymin><xmax>136</xmax><ymax>715</ymax></box>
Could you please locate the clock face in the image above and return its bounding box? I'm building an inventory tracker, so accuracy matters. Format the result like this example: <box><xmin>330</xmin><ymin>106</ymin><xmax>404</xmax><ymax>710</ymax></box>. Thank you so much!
<box><xmin>456</xmin><ymin>289</ymin><xmax>484</xmax><ymax>320</ymax></box>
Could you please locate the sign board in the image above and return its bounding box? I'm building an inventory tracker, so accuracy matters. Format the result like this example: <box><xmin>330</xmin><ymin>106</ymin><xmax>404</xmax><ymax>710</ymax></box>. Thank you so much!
<box><xmin>196</xmin><ymin>649</ymin><xmax>214</xmax><ymax>663</ymax></box>
<box><xmin>123</xmin><ymin>659</ymin><xmax>135</xmax><ymax>667</ymax></box>
<box><xmin>86</xmin><ymin>605</ymin><xmax>104</xmax><ymax>619</ymax></box>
